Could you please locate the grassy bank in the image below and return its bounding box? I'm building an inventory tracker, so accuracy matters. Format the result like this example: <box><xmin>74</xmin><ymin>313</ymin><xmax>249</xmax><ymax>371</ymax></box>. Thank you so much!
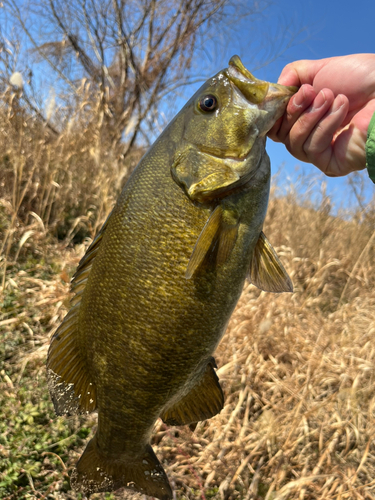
<box><xmin>1</xmin><ymin>174</ymin><xmax>375</xmax><ymax>498</ymax></box>
<box><xmin>1</xmin><ymin>72</ymin><xmax>375</xmax><ymax>499</ymax></box>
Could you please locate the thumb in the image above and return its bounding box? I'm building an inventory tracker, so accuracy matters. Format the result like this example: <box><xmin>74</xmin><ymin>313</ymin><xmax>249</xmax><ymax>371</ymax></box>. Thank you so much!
<box><xmin>277</xmin><ymin>59</ymin><xmax>331</xmax><ymax>87</ymax></box>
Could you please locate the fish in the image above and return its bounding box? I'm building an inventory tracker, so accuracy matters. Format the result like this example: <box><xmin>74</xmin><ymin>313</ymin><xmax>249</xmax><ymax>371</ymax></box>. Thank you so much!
<box><xmin>47</xmin><ymin>55</ymin><xmax>296</xmax><ymax>499</ymax></box>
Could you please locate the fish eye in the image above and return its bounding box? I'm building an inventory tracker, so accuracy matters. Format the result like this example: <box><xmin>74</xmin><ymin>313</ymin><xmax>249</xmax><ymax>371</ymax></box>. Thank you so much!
<box><xmin>199</xmin><ymin>95</ymin><xmax>218</xmax><ymax>112</ymax></box>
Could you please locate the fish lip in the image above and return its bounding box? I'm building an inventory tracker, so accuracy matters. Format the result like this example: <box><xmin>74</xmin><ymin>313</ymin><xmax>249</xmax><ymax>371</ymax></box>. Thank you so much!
<box><xmin>226</xmin><ymin>55</ymin><xmax>297</xmax><ymax>104</ymax></box>
<box><xmin>226</xmin><ymin>55</ymin><xmax>269</xmax><ymax>104</ymax></box>
<box><xmin>264</xmin><ymin>83</ymin><xmax>298</xmax><ymax>102</ymax></box>
<box><xmin>227</xmin><ymin>55</ymin><xmax>259</xmax><ymax>83</ymax></box>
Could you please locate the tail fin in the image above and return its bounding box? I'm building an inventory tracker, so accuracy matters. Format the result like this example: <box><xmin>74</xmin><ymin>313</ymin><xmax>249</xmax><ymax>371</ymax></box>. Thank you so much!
<box><xmin>70</xmin><ymin>436</ymin><xmax>172</xmax><ymax>500</ymax></box>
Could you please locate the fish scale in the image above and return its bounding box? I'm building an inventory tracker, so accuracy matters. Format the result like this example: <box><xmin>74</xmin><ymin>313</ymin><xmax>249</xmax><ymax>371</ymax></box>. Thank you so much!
<box><xmin>47</xmin><ymin>56</ymin><xmax>296</xmax><ymax>499</ymax></box>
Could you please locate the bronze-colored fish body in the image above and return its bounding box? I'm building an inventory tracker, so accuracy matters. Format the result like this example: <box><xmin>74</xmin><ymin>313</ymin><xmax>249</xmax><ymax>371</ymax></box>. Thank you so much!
<box><xmin>47</xmin><ymin>56</ymin><xmax>296</xmax><ymax>499</ymax></box>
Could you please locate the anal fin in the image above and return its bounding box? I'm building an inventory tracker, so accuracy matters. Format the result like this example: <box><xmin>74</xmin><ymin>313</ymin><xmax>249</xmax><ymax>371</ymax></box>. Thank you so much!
<box><xmin>248</xmin><ymin>231</ymin><xmax>293</xmax><ymax>293</ymax></box>
<box><xmin>161</xmin><ymin>358</ymin><xmax>224</xmax><ymax>426</ymax></box>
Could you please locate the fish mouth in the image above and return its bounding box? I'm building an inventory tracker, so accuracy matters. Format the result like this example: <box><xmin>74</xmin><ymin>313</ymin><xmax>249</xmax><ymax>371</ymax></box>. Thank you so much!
<box><xmin>226</xmin><ymin>55</ymin><xmax>297</xmax><ymax>104</ymax></box>
<box><xmin>197</xmin><ymin>57</ymin><xmax>298</xmax><ymax>171</ymax></box>
<box><xmin>263</xmin><ymin>82</ymin><xmax>298</xmax><ymax>105</ymax></box>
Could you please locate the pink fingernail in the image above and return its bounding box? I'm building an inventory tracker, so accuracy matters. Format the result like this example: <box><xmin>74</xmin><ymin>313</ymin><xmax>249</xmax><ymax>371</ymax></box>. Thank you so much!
<box><xmin>331</xmin><ymin>95</ymin><xmax>345</xmax><ymax>113</ymax></box>
<box><xmin>311</xmin><ymin>90</ymin><xmax>326</xmax><ymax>111</ymax></box>
<box><xmin>293</xmin><ymin>86</ymin><xmax>306</xmax><ymax>107</ymax></box>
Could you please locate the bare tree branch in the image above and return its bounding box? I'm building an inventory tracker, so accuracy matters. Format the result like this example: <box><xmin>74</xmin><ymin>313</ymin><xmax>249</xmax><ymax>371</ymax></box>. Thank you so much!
<box><xmin>48</xmin><ymin>0</ymin><xmax>96</xmax><ymax>76</ymax></box>
<box><xmin>6</xmin><ymin>0</ymin><xmax>78</xmax><ymax>92</ymax></box>
<box><xmin>1</xmin><ymin>0</ymin><xmax>267</xmax><ymax>156</ymax></box>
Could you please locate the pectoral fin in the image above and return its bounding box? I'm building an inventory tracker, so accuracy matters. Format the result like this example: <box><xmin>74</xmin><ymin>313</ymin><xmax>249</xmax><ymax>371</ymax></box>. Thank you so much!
<box><xmin>161</xmin><ymin>358</ymin><xmax>224</xmax><ymax>426</ymax></box>
<box><xmin>185</xmin><ymin>205</ymin><xmax>239</xmax><ymax>279</ymax></box>
<box><xmin>186</xmin><ymin>206</ymin><xmax>221</xmax><ymax>279</ymax></box>
<box><xmin>216</xmin><ymin>223</ymin><xmax>239</xmax><ymax>266</ymax></box>
<box><xmin>248</xmin><ymin>231</ymin><xmax>293</xmax><ymax>293</ymax></box>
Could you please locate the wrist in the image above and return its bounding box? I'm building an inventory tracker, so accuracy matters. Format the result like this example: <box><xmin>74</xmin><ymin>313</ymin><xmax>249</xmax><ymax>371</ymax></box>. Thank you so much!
<box><xmin>366</xmin><ymin>111</ymin><xmax>375</xmax><ymax>183</ymax></box>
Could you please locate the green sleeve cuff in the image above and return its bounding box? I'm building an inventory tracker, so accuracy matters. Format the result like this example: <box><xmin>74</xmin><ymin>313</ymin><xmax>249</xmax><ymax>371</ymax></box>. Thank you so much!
<box><xmin>366</xmin><ymin>111</ymin><xmax>375</xmax><ymax>184</ymax></box>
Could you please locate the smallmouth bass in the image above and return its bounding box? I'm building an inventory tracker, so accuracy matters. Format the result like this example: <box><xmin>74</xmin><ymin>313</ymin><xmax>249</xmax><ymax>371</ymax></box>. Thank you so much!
<box><xmin>47</xmin><ymin>56</ymin><xmax>296</xmax><ymax>499</ymax></box>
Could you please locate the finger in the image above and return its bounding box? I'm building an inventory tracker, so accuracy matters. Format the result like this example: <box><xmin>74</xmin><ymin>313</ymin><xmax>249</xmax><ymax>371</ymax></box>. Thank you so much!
<box><xmin>284</xmin><ymin>89</ymin><xmax>335</xmax><ymax>162</ymax></box>
<box><xmin>277</xmin><ymin>85</ymin><xmax>316</xmax><ymax>143</ymax></box>
<box><xmin>277</xmin><ymin>58</ymin><xmax>334</xmax><ymax>87</ymax></box>
<box><xmin>267</xmin><ymin>85</ymin><xmax>316</xmax><ymax>142</ymax></box>
<box><xmin>330</xmin><ymin>99</ymin><xmax>375</xmax><ymax>175</ymax></box>
<box><xmin>267</xmin><ymin>117</ymin><xmax>283</xmax><ymax>141</ymax></box>
<box><xmin>302</xmin><ymin>94</ymin><xmax>349</xmax><ymax>174</ymax></box>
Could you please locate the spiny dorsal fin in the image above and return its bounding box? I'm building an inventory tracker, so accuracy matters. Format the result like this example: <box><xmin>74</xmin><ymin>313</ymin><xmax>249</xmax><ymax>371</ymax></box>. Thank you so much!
<box><xmin>185</xmin><ymin>205</ymin><xmax>239</xmax><ymax>279</ymax></box>
<box><xmin>161</xmin><ymin>358</ymin><xmax>224</xmax><ymax>426</ymax></box>
<box><xmin>72</xmin><ymin>212</ymin><xmax>111</xmax><ymax>291</ymax></box>
<box><xmin>47</xmin><ymin>214</ymin><xmax>111</xmax><ymax>416</ymax></box>
<box><xmin>248</xmin><ymin>231</ymin><xmax>293</xmax><ymax>293</ymax></box>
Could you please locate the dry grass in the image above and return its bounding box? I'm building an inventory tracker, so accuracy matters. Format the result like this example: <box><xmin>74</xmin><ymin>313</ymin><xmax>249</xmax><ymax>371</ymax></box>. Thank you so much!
<box><xmin>0</xmin><ymin>84</ymin><xmax>142</xmax><ymax>261</ymax></box>
<box><xmin>152</xmin><ymin>193</ymin><xmax>375</xmax><ymax>500</ymax></box>
<box><xmin>2</xmin><ymin>185</ymin><xmax>375</xmax><ymax>499</ymax></box>
<box><xmin>1</xmin><ymin>81</ymin><xmax>375</xmax><ymax>500</ymax></box>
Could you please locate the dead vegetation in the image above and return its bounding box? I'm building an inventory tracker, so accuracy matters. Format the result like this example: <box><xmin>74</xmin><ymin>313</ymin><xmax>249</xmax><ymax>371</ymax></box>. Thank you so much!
<box><xmin>153</xmin><ymin>192</ymin><xmax>375</xmax><ymax>500</ymax></box>
<box><xmin>1</xmin><ymin>169</ymin><xmax>375</xmax><ymax>499</ymax></box>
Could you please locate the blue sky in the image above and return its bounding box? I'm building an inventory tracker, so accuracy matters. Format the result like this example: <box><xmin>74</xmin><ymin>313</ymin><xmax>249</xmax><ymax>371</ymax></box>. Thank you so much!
<box><xmin>202</xmin><ymin>0</ymin><xmax>375</xmax><ymax>211</ymax></box>
<box><xmin>5</xmin><ymin>0</ymin><xmax>373</xmax><ymax>211</ymax></box>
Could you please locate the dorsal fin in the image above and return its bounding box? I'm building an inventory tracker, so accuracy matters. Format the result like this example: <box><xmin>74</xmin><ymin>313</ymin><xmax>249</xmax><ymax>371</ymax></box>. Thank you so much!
<box><xmin>248</xmin><ymin>231</ymin><xmax>293</xmax><ymax>293</ymax></box>
<box><xmin>47</xmin><ymin>214</ymin><xmax>111</xmax><ymax>415</ymax></box>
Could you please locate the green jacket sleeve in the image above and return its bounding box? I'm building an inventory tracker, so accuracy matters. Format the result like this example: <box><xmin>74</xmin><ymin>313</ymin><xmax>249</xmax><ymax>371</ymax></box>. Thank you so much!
<box><xmin>366</xmin><ymin>111</ymin><xmax>375</xmax><ymax>184</ymax></box>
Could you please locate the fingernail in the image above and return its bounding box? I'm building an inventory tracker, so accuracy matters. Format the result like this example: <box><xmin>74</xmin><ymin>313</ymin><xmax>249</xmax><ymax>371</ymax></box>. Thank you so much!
<box><xmin>311</xmin><ymin>90</ymin><xmax>326</xmax><ymax>111</ymax></box>
<box><xmin>331</xmin><ymin>94</ymin><xmax>345</xmax><ymax>113</ymax></box>
<box><xmin>293</xmin><ymin>86</ymin><xmax>306</xmax><ymax>107</ymax></box>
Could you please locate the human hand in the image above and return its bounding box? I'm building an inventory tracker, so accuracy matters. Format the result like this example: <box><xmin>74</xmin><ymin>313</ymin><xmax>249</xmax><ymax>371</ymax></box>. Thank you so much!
<box><xmin>268</xmin><ymin>54</ymin><xmax>375</xmax><ymax>176</ymax></box>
